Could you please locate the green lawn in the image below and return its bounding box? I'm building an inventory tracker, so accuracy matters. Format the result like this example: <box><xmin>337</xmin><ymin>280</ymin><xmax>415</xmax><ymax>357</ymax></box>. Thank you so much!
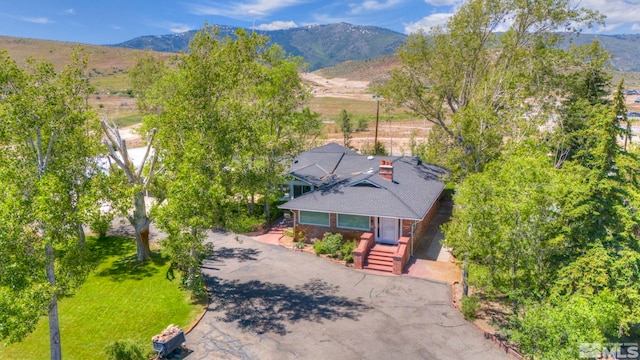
<box><xmin>3</xmin><ymin>236</ymin><xmax>204</xmax><ymax>359</ymax></box>
<box><xmin>115</xmin><ymin>114</ymin><xmax>143</xmax><ymax>128</ymax></box>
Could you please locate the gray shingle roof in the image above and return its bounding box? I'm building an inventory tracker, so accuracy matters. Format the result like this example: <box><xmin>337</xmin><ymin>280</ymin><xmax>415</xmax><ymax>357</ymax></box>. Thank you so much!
<box><xmin>280</xmin><ymin>143</ymin><xmax>447</xmax><ymax>220</ymax></box>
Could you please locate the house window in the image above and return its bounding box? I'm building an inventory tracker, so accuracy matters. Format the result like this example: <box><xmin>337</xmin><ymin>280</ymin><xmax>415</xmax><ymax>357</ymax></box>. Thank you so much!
<box><xmin>337</xmin><ymin>214</ymin><xmax>370</xmax><ymax>230</ymax></box>
<box><xmin>293</xmin><ymin>184</ymin><xmax>312</xmax><ymax>198</ymax></box>
<box><xmin>299</xmin><ymin>211</ymin><xmax>330</xmax><ymax>226</ymax></box>
<box><xmin>279</xmin><ymin>184</ymin><xmax>291</xmax><ymax>200</ymax></box>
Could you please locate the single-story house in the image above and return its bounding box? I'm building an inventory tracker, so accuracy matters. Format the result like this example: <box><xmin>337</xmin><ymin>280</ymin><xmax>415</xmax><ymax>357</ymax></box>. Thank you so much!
<box><xmin>278</xmin><ymin>143</ymin><xmax>447</xmax><ymax>274</ymax></box>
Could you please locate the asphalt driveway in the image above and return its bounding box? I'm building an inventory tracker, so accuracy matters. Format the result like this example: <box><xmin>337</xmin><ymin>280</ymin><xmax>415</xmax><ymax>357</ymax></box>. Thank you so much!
<box><xmin>184</xmin><ymin>231</ymin><xmax>512</xmax><ymax>360</ymax></box>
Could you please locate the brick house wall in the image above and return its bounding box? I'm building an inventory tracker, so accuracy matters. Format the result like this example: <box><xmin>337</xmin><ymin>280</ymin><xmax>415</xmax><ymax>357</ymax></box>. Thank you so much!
<box><xmin>291</xmin><ymin>199</ymin><xmax>440</xmax><ymax>244</ymax></box>
<box><xmin>404</xmin><ymin>198</ymin><xmax>441</xmax><ymax>249</ymax></box>
<box><xmin>291</xmin><ymin>210</ymin><xmax>373</xmax><ymax>242</ymax></box>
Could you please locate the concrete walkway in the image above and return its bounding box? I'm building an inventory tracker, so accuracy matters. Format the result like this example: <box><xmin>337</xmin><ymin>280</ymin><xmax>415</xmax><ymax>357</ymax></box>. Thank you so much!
<box><xmin>184</xmin><ymin>231</ymin><xmax>512</xmax><ymax>360</ymax></box>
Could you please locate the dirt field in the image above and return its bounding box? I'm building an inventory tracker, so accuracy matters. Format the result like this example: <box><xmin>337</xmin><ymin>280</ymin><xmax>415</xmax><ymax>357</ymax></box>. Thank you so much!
<box><xmin>97</xmin><ymin>72</ymin><xmax>431</xmax><ymax>155</ymax></box>
<box><xmin>301</xmin><ymin>72</ymin><xmax>431</xmax><ymax>155</ymax></box>
<box><xmin>302</xmin><ymin>72</ymin><xmax>371</xmax><ymax>101</ymax></box>
<box><xmin>94</xmin><ymin>71</ymin><xmax>640</xmax><ymax>155</ymax></box>
<box><xmin>90</xmin><ymin>94</ymin><xmax>137</xmax><ymax>118</ymax></box>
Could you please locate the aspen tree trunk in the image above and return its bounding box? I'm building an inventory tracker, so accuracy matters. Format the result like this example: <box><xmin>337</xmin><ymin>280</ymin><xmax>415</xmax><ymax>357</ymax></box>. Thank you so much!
<box><xmin>46</xmin><ymin>243</ymin><xmax>62</xmax><ymax>360</ymax></box>
<box><xmin>131</xmin><ymin>192</ymin><xmax>152</xmax><ymax>261</ymax></box>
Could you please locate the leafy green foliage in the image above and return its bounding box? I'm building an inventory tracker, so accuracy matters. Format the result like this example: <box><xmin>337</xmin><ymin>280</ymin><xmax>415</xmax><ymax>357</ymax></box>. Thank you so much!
<box><xmin>225</xmin><ymin>214</ymin><xmax>264</xmax><ymax>234</ymax></box>
<box><xmin>510</xmin><ymin>291</ymin><xmax>624</xmax><ymax>360</ymax></box>
<box><xmin>340</xmin><ymin>240</ymin><xmax>357</xmax><ymax>263</ymax></box>
<box><xmin>356</xmin><ymin>117</ymin><xmax>369</xmax><ymax>132</ymax></box>
<box><xmin>443</xmin><ymin>142</ymin><xmax>562</xmax><ymax>305</ymax></box>
<box><xmin>460</xmin><ymin>296</ymin><xmax>480</xmax><ymax>321</ymax></box>
<box><xmin>360</xmin><ymin>141</ymin><xmax>388</xmax><ymax>156</ymax></box>
<box><xmin>128</xmin><ymin>51</ymin><xmax>167</xmax><ymax>112</ymax></box>
<box><xmin>284</xmin><ymin>228</ymin><xmax>306</xmax><ymax>241</ymax></box>
<box><xmin>0</xmin><ymin>48</ymin><xmax>102</xmax><ymax>355</ymax></box>
<box><xmin>313</xmin><ymin>241</ymin><xmax>325</xmax><ymax>255</ymax></box>
<box><xmin>339</xmin><ymin>109</ymin><xmax>353</xmax><ymax>148</ymax></box>
<box><xmin>89</xmin><ymin>211</ymin><xmax>113</xmax><ymax>239</ymax></box>
<box><xmin>444</xmin><ymin>103</ymin><xmax>640</xmax><ymax>356</ymax></box>
<box><xmin>371</xmin><ymin>2</ymin><xmax>640</xmax><ymax>357</ymax></box>
<box><xmin>140</xmin><ymin>26</ymin><xmax>320</xmax><ymax>295</ymax></box>
<box><xmin>314</xmin><ymin>233</ymin><xmax>343</xmax><ymax>258</ymax></box>
<box><xmin>322</xmin><ymin>233</ymin><xmax>344</xmax><ymax>257</ymax></box>
<box><xmin>375</xmin><ymin>0</ymin><xmax>603</xmax><ymax>179</ymax></box>
<box><xmin>104</xmin><ymin>339</ymin><xmax>149</xmax><ymax>360</ymax></box>
<box><xmin>313</xmin><ymin>234</ymin><xmax>356</xmax><ymax>262</ymax></box>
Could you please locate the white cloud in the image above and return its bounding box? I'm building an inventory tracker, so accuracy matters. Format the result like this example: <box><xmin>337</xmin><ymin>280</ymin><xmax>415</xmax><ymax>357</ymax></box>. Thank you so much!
<box><xmin>170</xmin><ymin>23</ymin><xmax>194</xmax><ymax>33</ymax></box>
<box><xmin>349</xmin><ymin>0</ymin><xmax>401</xmax><ymax>14</ymax></box>
<box><xmin>404</xmin><ymin>0</ymin><xmax>640</xmax><ymax>35</ymax></box>
<box><xmin>255</xmin><ymin>20</ymin><xmax>298</xmax><ymax>30</ymax></box>
<box><xmin>111</xmin><ymin>25</ymin><xmax>123</xmax><ymax>30</ymax></box>
<box><xmin>590</xmin><ymin>23</ymin><xmax>624</xmax><ymax>34</ymax></box>
<box><xmin>578</xmin><ymin>0</ymin><xmax>640</xmax><ymax>33</ymax></box>
<box><xmin>21</xmin><ymin>16</ymin><xmax>52</xmax><ymax>24</ymax></box>
<box><xmin>424</xmin><ymin>0</ymin><xmax>459</xmax><ymax>6</ymax></box>
<box><xmin>404</xmin><ymin>12</ymin><xmax>452</xmax><ymax>34</ymax></box>
<box><xmin>63</xmin><ymin>8</ymin><xmax>75</xmax><ymax>15</ymax></box>
<box><xmin>189</xmin><ymin>0</ymin><xmax>305</xmax><ymax>17</ymax></box>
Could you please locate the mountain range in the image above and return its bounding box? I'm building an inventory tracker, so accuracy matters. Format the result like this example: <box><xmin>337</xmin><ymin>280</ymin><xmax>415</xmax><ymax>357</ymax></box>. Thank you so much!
<box><xmin>113</xmin><ymin>23</ymin><xmax>404</xmax><ymax>71</ymax></box>
<box><xmin>112</xmin><ymin>23</ymin><xmax>640</xmax><ymax>72</ymax></box>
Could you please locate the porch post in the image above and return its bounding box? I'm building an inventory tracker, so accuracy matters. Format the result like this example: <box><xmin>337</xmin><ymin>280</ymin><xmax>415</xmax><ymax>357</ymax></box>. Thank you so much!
<box><xmin>293</xmin><ymin>211</ymin><xmax>297</xmax><ymax>241</ymax></box>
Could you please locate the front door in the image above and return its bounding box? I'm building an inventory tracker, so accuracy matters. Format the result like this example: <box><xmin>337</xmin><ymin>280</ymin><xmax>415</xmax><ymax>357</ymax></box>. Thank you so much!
<box><xmin>377</xmin><ymin>217</ymin><xmax>398</xmax><ymax>245</ymax></box>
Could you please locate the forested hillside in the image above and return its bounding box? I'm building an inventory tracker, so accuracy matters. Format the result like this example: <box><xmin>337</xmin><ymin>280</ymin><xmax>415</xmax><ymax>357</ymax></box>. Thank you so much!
<box><xmin>113</xmin><ymin>23</ymin><xmax>405</xmax><ymax>71</ymax></box>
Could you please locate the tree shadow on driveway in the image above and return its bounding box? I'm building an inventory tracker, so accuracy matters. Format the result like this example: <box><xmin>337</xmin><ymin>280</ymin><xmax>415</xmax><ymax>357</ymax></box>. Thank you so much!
<box><xmin>212</xmin><ymin>247</ymin><xmax>261</xmax><ymax>262</ymax></box>
<box><xmin>206</xmin><ymin>276</ymin><xmax>372</xmax><ymax>336</ymax></box>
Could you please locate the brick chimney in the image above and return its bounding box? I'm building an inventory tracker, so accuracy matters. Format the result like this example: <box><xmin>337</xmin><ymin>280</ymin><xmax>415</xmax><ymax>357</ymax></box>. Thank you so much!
<box><xmin>379</xmin><ymin>160</ymin><xmax>393</xmax><ymax>181</ymax></box>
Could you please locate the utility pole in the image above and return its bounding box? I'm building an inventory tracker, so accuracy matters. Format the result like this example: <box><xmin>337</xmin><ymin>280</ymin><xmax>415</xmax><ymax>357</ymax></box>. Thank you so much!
<box><xmin>373</xmin><ymin>95</ymin><xmax>381</xmax><ymax>155</ymax></box>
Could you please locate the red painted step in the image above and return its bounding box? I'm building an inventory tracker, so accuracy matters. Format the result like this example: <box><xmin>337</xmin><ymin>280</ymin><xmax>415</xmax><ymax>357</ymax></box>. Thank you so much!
<box><xmin>371</xmin><ymin>244</ymin><xmax>397</xmax><ymax>253</ymax></box>
<box><xmin>363</xmin><ymin>243</ymin><xmax>398</xmax><ymax>273</ymax></box>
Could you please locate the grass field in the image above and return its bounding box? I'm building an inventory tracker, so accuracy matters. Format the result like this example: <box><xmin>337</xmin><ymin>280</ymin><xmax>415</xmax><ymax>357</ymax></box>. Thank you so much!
<box><xmin>309</xmin><ymin>97</ymin><xmax>410</xmax><ymax>118</ymax></box>
<box><xmin>2</xmin><ymin>236</ymin><xmax>204</xmax><ymax>360</ymax></box>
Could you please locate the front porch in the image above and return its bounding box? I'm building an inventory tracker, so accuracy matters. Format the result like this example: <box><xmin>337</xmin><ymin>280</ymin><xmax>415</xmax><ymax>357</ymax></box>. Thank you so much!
<box><xmin>353</xmin><ymin>232</ymin><xmax>411</xmax><ymax>275</ymax></box>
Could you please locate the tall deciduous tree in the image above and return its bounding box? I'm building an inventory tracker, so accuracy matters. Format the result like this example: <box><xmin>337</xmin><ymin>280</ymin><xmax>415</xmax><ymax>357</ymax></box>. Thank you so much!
<box><xmin>375</xmin><ymin>0</ymin><xmax>602</xmax><ymax>178</ymax></box>
<box><xmin>129</xmin><ymin>52</ymin><xmax>168</xmax><ymax>113</ymax></box>
<box><xmin>340</xmin><ymin>109</ymin><xmax>353</xmax><ymax>148</ymax></box>
<box><xmin>0</xmin><ymin>49</ymin><xmax>100</xmax><ymax>359</ymax></box>
<box><xmin>509</xmin><ymin>105</ymin><xmax>640</xmax><ymax>358</ymax></box>
<box><xmin>101</xmin><ymin>119</ymin><xmax>158</xmax><ymax>262</ymax></box>
<box><xmin>446</xmin><ymin>103</ymin><xmax>640</xmax><ymax>356</ymax></box>
<box><xmin>443</xmin><ymin>142</ymin><xmax>563</xmax><ymax>307</ymax></box>
<box><xmin>141</xmin><ymin>26</ymin><xmax>319</xmax><ymax>292</ymax></box>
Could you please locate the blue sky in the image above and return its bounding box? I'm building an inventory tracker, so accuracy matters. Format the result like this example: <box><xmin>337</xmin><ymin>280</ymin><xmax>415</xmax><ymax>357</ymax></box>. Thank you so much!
<box><xmin>1</xmin><ymin>0</ymin><xmax>639</xmax><ymax>45</ymax></box>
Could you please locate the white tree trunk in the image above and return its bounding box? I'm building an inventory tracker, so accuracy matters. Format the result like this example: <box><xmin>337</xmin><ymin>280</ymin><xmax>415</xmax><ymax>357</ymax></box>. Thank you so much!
<box><xmin>130</xmin><ymin>192</ymin><xmax>151</xmax><ymax>262</ymax></box>
<box><xmin>102</xmin><ymin>120</ymin><xmax>157</xmax><ymax>262</ymax></box>
<box><xmin>45</xmin><ymin>243</ymin><xmax>62</xmax><ymax>360</ymax></box>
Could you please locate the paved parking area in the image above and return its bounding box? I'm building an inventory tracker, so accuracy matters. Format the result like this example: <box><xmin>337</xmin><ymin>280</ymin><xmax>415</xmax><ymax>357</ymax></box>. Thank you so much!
<box><xmin>184</xmin><ymin>231</ymin><xmax>512</xmax><ymax>360</ymax></box>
